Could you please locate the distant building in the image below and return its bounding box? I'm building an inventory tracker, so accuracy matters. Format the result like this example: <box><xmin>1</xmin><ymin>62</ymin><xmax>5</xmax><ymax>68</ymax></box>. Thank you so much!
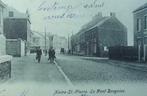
<box><xmin>133</xmin><ymin>3</ymin><xmax>147</xmax><ymax>61</ymax></box>
<box><xmin>3</xmin><ymin>6</ymin><xmax>31</xmax><ymax>54</ymax></box>
<box><xmin>0</xmin><ymin>0</ymin><xmax>6</xmax><ymax>56</ymax></box>
<box><xmin>30</xmin><ymin>31</ymin><xmax>49</xmax><ymax>53</ymax></box>
<box><xmin>30</xmin><ymin>32</ymin><xmax>67</xmax><ymax>53</ymax></box>
<box><xmin>71</xmin><ymin>12</ymin><xmax>127</xmax><ymax>57</ymax></box>
<box><xmin>53</xmin><ymin>35</ymin><xmax>68</xmax><ymax>53</ymax></box>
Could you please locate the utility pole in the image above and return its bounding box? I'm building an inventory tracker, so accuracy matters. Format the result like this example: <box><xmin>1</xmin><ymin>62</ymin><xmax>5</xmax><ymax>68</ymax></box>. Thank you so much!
<box><xmin>71</xmin><ymin>31</ymin><xmax>74</xmax><ymax>54</ymax></box>
<box><xmin>68</xmin><ymin>33</ymin><xmax>69</xmax><ymax>52</ymax></box>
<box><xmin>44</xmin><ymin>26</ymin><xmax>46</xmax><ymax>51</ymax></box>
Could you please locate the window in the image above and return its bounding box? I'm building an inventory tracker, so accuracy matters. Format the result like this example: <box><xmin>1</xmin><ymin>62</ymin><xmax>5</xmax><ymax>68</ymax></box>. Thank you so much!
<box><xmin>137</xmin><ymin>18</ymin><xmax>141</xmax><ymax>32</ymax></box>
<box><xmin>144</xmin><ymin>38</ymin><xmax>147</xmax><ymax>44</ymax></box>
<box><xmin>94</xmin><ymin>43</ymin><xmax>97</xmax><ymax>53</ymax></box>
<box><xmin>104</xmin><ymin>46</ymin><xmax>108</xmax><ymax>52</ymax></box>
<box><xmin>144</xmin><ymin>16</ymin><xmax>147</xmax><ymax>29</ymax></box>
<box><xmin>9</xmin><ymin>11</ymin><xmax>14</xmax><ymax>17</ymax></box>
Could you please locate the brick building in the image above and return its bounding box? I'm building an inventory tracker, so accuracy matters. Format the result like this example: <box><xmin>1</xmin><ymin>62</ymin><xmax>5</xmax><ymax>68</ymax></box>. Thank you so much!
<box><xmin>133</xmin><ymin>3</ymin><xmax>147</xmax><ymax>61</ymax></box>
<box><xmin>71</xmin><ymin>12</ymin><xmax>127</xmax><ymax>57</ymax></box>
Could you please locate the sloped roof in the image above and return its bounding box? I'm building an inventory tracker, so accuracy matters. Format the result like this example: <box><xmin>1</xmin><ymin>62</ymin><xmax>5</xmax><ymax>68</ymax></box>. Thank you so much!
<box><xmin>86</xmin><ymin>17</ymin><xmax>110</xmax><ymax>31</ymax></box>
<box><xmin>3</xmin><ymin>6</ymin><xmax>28</xmax><ymax>18</ymax></box>
<box><xmin>73</xmin><ymin>13</ymin><xmax>126</xmax><ymax>39</ymax></box>
<box><xmin>133</xmin><ymin>3</ymin><xmax>147</xmax><ymax>13</ymax></box>
<box><xmin>32</xmin><ymin>31</ymin><xmax>44</xmax><ymax>38</ymax></box>
<box><xmin>0</xmin><ymin>0</ymin><xmax>6</xmax><ymax>8</ymax></box>
<box><xmin>3</xmin><ymin>6</ymin><xmax>31</xmax><ymax>24</ymax></box>
<box><xmin>77</xmin><ymin>16</ymin><xmax>109</xmax><ymax>36</ymax></box>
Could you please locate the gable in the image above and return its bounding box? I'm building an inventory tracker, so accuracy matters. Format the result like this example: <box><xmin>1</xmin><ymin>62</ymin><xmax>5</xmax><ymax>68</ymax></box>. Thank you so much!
<box><xmin>99</xmin><ymin>17</ymin><xmax>126</xmax><ymax>31</ymax></box>
<box><xmin>133</xmin><ymin>3</ymin><xmax>147</xmax><ymax>13</ymax></box>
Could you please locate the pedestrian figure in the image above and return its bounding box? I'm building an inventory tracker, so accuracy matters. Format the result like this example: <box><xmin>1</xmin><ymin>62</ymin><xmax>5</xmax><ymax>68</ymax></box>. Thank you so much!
<box><xmin>36</xmin><ymin>47</ymin><xmax>42</xmax><ymax>63</ymax></box>
<box><xmin>48</xmin><ymin>47</ymin><xmax>56</xmax><ymax>63</ymax></box>
<box><xmin>60</xmin><ymin>48</ymin><xmax>65</xmax><ymax>54</ymax></box>
<box><xmin>44</xmin><ymin>49</ymin><xmax>47</xmax><ymax>56</ymax></box>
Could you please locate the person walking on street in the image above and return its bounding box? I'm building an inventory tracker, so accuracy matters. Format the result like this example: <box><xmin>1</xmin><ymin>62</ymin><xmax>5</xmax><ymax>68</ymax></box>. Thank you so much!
<box><xmin>48</xmin><ymin>47</ymin><xmax>56</xmax><ymax>63</ymax></box>
<box><xmin>36</xmin><ymin>47</ymin><xmax>42</xmax><ymax>63</ymax></box>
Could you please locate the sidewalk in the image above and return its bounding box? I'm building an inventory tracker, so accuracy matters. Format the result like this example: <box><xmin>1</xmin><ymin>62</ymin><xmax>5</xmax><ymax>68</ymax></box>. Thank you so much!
<box><xmin>9</xmin><ymin>54</ymin><xmax>66</xmax><ymax>84</ymax></box>
<box><xmin>81</xmin><ymin>56</ymin><xmax>147</xmax><ymax>72</ymax></box>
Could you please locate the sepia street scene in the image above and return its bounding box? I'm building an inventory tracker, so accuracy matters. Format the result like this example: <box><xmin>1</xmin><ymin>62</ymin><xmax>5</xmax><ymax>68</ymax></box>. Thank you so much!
<box><xmin>0</xmin><ymin>0</ymin><xmax>147</xmax><ymax>96</ymax></box>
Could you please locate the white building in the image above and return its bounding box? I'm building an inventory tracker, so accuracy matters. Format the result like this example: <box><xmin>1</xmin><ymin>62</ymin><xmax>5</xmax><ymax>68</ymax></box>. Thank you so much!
<box><xmin>0</xmin><ymin>0</ymin><xmax>6</xmax><ymax>56</ymax></box>
<box><xmin>3</xmin><ymin>6</ymin><xmax>29</xmax><ymax>19</ymax></box>
<box><xmin>30</xmin><ymin>31</ymin><xmax>49</xmax><ymax>52</ymax></box>
<box><xmin>53</xmin><ymin>35</ymin><xmax>68</xmax><ymax>53</ymax></box>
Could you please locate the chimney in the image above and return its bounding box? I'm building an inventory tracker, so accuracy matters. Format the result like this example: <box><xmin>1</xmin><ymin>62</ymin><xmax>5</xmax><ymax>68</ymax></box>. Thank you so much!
<box><xmin>98</xmin><ymin>12</ymin><xmax>102</xmax><ymax>17</ymax></box>
<box><xmin>110</xmin><ymin>12</ymin><xmax>116</xmax><ymax>17</ymax></box>
<box><xmin>93</xmin><ymin>12</ymin><xmax>102</xmax><ymax>20</ymax></box>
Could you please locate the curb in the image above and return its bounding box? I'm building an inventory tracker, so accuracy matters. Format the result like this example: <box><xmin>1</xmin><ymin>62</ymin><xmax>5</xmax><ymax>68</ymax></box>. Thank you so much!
<box><xmin>108</xmin><ymin>61</ymin><xmax>147</xmax><ymax>72</ymax></box>
<box><xmin>54</xmin><ymin>61</ymin><xmax>73</xmax><ymax>86</ymax></box>
<box><xmin>82</xmin><ymin>58</ymin><xmax>147</xmax><ymax>72</ymax></box>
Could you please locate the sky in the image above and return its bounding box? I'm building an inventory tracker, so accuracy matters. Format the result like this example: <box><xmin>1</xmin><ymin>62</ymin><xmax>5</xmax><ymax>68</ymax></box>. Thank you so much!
<box><xmin>2</xmin><ymin>0</ymin><xmax>147</xmax><ymax>45</ymax></box>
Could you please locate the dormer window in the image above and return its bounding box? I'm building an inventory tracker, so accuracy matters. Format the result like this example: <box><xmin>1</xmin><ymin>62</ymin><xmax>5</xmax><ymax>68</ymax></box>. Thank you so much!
<box><xmin>9</xmin><ymin>11</ymin><xmax>14</xmax><ymax>17</ymax></box>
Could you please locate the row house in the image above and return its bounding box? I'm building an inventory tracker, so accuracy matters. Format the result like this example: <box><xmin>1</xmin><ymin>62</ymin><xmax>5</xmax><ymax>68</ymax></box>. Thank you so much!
<box><xmin>133</xmin><ymin>3</ymin><xmax>147</xmax><ymax>61</ymax></box>
<box><xmin>71</xmin><ymin>12</ymin><xmax>127</xmax><ymax>57</ymax></box>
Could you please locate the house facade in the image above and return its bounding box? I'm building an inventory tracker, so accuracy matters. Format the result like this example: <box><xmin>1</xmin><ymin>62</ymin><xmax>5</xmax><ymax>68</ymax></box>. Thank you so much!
<box><xmin>3</xmin><ymin>7</ymin><xmax>31</xmax><ymax>54</ymax></box>
<box><xmin>71</xmin><ymin>12</ymin><xmax>127</xmax><ymax>57</ymax></box>
<box><xmin>6</xmin><ymin>39</ymin><xmax>25</xmax><ymax>57</ymax></box>
<box><xmin>133</xmin><ymin>3</ymin><xmax>147</xmax><ymax>61</ymax></box>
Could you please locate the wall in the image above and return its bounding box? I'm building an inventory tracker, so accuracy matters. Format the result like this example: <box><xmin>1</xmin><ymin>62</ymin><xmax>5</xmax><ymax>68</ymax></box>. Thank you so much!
<box><xmin>6</xmin><ymin>39</ymin><xmax>25</xmax><ymax>57</ymax></box>
<box><xmin>0</xmin><ymin>5</ymin><xmax>6</xmax><ymax>56</ymax></box>
<box><xmin>0</xmin><ymin>34</ymin><xmax>6</xmax><ymax>55</ymax></box>
<box><xmin>0</xmin><ymin>55</ymin><xmax>12</xmax><ymax>80</ymax></box>
<box><xmin>134</xmin><ymin>8</ymin><xmax>147</xmax><ymax>61</ymax></box>
<box><xmin>0</xmin><ymin>1</ymin><xmax>12</xmax><ymax>81</ymax></box>
<box><xmin>4</xmin><ymin>18</ymin><xmax>27</xmax><ymax>41</ymax></box>
<box><xmin>98</xmin><ymin>18</ymin><xmax>127</xmax><ymax>56</ymax></box>
<box><xmin>21</xmin><ymin>40</ymin><xmax>25</xmax><ymax>56</ymax></box>
<box><xmin>134</xmin><ymin>9</ymin><xmax>147</xmax><ymax>45</ymax></box>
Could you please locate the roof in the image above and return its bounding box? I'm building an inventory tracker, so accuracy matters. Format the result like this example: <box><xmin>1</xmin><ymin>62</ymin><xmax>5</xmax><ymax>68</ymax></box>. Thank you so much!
<box><xmin>86</xmin><ymin>17</ymin><xmax>110</xmax><ymax>31</ymax></box>
<box><xmin>3</xmin><ymin>6</ymin><xmax>31</xmax><ymax>24</ymax></box>
<box><xmin>73</xmin><ymin>13</ymin><xmax>126</xmax><ymax>39</ymax></box>
<box><xmin>0</xmin><ymin>0</ymin><xmax>6</xmax><ymax>8</ymax></box>
<box><xmin>76</xmin><ymin>16</ymin><xmax>110</xmax><ymax>36</ymax></box>
<box><xmin>133</xmin><ymin>3</ymin><xmax>147</xmax><ymax>13</ymax></box>
<box><xmin>32</xmin><ymin>31</ymin><xmax>44</xmax><ymax>38</ymax></box>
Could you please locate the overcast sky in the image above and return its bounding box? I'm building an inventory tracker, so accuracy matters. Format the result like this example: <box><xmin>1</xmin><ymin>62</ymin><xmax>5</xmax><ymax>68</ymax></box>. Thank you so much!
<box><xmin>2</xmin><ymin>0</ymin><xmax>147</xmax><ymax>45</ymax></box>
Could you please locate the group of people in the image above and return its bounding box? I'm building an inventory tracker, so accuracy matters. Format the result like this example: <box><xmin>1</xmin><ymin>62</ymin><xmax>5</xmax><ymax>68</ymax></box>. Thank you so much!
<box><xmin>36</xmin><ymin>47</ymin><xmax>56</xmax><ymax>63</ymax></box>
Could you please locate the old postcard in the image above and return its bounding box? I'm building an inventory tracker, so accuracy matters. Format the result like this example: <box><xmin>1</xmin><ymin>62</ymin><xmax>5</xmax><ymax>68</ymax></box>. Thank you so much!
<box><xmin>0</xmin><ymin>0</ymin><xmax>147</xmax><ymax>96</ymax></box>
